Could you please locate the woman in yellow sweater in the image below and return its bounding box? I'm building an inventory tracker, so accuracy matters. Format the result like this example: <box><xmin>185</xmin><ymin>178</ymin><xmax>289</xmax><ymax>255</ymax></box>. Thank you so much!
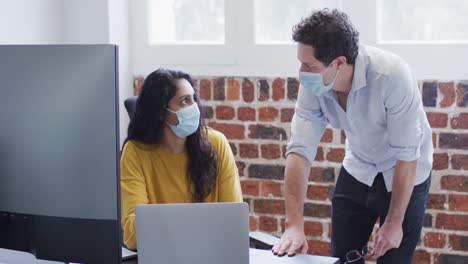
<box><xmin>120</xmin><ymin>69</ymin><xmax>243</xmax><ymax>250</ymax></box>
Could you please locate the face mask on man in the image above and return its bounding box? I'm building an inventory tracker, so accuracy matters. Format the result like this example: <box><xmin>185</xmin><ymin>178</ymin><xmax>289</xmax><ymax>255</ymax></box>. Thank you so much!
<box><xmin>165</xmin><ymin>103</ymin><xmax>200</xmax><ymax>138</ymax></box>
<box><xmin>299</xmin><ymin>60</ymin><xmax>339</xmax><ymax>95</ymax></box>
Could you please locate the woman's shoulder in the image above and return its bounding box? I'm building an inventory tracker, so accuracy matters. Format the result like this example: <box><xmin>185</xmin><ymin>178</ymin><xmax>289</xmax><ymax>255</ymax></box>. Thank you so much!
<box><xmin>205</xmin><ymin>127</ymin><xmax>229</xmax><ymax>147</ymax></box>
<box><xmin>122</xmin><ymin>140</ymin><xmax>158</xmax><ymax>155</ymax></box>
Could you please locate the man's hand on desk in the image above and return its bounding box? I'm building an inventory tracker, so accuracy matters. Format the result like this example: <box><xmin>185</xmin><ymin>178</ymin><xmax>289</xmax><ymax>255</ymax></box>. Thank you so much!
<box><xmin>272</xmin><ymin>224</ymin><xmax>308</xmax><ymax>257</ymax></box>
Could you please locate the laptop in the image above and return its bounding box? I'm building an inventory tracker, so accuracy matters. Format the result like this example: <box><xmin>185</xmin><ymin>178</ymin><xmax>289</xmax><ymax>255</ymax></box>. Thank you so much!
<box><xmin>135</xmin><ymin>202</ymin><xmax>249</xmax><ymax>264</ymax></box>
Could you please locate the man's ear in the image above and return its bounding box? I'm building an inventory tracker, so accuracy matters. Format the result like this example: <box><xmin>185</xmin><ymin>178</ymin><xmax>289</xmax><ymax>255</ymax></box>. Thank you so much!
<box><xmin>337</xmin><ymin>56</ymin><xmax>348</xmax><ymax>68</ymax></box>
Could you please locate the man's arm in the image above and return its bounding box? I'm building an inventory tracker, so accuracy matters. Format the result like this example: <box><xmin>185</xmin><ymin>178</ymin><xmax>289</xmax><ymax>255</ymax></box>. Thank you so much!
<box><xmin>375</xmin><ymin>60</ymin><xmax>425</xmax><ymax>258</ymax></box>
<box><xmin>374</xmin><ymin>159</ymin><xmax>417</xmax><ymax>258</ymax></box>
<box><xmin>272</xmin><ymin>153</ymin><xmax>310</xmax><ymax>256</ymax></box>
<box><xmin>273</xmin><ymin>86</ymin><xmax>327</xmax><ymax>256</ymax></box>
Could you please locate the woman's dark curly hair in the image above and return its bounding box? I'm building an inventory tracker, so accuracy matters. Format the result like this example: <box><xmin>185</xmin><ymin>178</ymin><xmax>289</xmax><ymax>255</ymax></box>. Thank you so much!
<box><xmin>292</xmin><ymin>8</ymin><xmax>359</xmax><ymax>65</ymax></box>
<box><xmin>125</xmin><ymin>68</ymin><xmax>218</xmax><ymax>202</ymax></box>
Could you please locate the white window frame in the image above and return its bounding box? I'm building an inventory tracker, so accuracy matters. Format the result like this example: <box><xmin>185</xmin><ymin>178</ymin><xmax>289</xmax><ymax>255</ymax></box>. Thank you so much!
<box><xmin>131</xmin><ymin>0</ymin><xmax>468</xmax><ymax>79</ymax></box>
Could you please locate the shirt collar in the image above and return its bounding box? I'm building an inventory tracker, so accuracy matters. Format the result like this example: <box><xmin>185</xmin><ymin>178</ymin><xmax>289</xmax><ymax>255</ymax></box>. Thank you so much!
<box><xmin>351</xmin><ymin>45</ymin><xmax>368</xmax><ymax>92</ymax></box>
<box><xmin>322</xmin><ymin>45</ymin><xmax>368</xmax><ymax>99</ymax></box>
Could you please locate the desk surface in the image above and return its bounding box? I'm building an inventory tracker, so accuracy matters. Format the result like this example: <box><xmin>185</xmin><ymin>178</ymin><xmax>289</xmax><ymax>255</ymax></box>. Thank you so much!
<box><xmin>123</xmin><ymin>248</ymin><xmax>340</xmax><ymax>264</ymax></box>
<box><xmin>0</xmin><ymin>248</ymin><xmax>339</xmax><ymax>264</ymax></box>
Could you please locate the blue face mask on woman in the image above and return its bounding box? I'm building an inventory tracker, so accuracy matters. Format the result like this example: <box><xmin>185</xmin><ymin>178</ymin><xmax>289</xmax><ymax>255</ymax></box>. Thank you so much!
<box><xmin>299</xmin><ymin>61</ymin><xmax>339</xmax><ymax>95</ymax></box>
<box><xmin>165</xmin><ymin>103</ymin><xmax>200</xmax><ymax>138</ymax></box>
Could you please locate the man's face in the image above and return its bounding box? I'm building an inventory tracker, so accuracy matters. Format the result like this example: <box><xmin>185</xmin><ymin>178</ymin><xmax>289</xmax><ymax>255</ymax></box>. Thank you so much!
<box><xmin>297</xmin><ymin>42</ymin><xmax>337</xmax><ymax>86</ymax></box>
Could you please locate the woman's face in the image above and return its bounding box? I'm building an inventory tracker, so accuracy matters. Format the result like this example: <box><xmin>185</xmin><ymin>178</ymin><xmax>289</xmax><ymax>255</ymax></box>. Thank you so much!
<box><xmin>165</xmin><ymin>78</ymin><xmax>196</xmax><ymax>126</ymax></box>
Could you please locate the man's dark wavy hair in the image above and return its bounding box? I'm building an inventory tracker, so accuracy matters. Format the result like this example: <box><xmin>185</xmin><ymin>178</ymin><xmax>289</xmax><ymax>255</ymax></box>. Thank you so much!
<box><xmin>293</xmin><ymin>8</ymin><xmax>359</xmax><ymax>65</ymax></box>
<box><xmin>125</xmin><ymin>68</ymin><xmax>217</xmax><ymax>202</ymax></box>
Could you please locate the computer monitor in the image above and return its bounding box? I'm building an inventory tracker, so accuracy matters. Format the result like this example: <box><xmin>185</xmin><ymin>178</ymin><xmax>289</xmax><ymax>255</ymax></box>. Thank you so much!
<box><xmin>0</xmin><ymin>45</ymin><xmax>121</xmax><ymax>264</ymax></box>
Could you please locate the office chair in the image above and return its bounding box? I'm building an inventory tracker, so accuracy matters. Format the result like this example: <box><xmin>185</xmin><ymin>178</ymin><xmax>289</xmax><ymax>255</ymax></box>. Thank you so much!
<box><xmin>124</xmin><ymin>96</ymin><xmax>138</xmax><ymax>119</ymax></box>
<box><xmin>122</xmin><ymin>96</ymin><xmax>279</xmax><ymax>249</ymax></box>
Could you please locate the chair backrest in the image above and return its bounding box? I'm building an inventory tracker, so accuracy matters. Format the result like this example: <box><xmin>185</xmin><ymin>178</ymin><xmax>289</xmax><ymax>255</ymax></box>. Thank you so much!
<box><xmin>124</xmin><ymin>96</ymin><xmax>138</xmax><ymax>119</ymax></box>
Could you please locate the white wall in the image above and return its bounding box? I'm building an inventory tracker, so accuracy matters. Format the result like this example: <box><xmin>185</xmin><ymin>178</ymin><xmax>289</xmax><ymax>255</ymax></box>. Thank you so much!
<box><xmin>0</xmin><ymin>0</ymin><xmax>63</xmax><ymax>44</ymax></box>
<box><xmin>108</xmin><ymin>0</ymin><xmax>132</xmax><ymax>147</ymax></box>
<box><xmin>61</xmin><ymin>0</ymin><xmax>109</xmax><ymax>44</ymax></box>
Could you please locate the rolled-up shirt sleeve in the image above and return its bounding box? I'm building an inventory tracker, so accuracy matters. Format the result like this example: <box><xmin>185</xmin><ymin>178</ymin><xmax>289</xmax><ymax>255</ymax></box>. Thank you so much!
<box><xmin>286</xmin><ymin>86</ymin><xmax>327</xmax><ymax>165</ymax></box>
<box><xmin>385</xmin><ymin>62</ymin><xmax>424</xmax><ymax>161</ymax></box>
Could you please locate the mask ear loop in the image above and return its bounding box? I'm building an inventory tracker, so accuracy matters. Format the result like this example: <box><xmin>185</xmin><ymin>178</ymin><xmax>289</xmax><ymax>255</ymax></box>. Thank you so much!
<box><xmin>323</xmin><ymin>60</ymin><xmax>340</xmax><ymax>87</ymax></box>
<box><xmin>165</xmin><ymin>108</ymin><xmax>180</xmax><ymax>126</ymax></box>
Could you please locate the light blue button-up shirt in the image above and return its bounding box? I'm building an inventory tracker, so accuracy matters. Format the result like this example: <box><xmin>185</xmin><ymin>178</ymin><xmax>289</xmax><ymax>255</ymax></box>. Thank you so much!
<box><xmin>287</xmin><ymin>45</ymin><xmax>433</xmax><ymax>191</ymax></box>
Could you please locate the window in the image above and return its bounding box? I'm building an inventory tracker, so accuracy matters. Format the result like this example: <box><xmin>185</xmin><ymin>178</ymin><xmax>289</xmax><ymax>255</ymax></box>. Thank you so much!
<box><xmin>131</xmin><ymin>0</ymin><xmax>468</xmax><ymax>79</ymax></box>
<box><xmin>149</xmin><ymin>0</ymin><xmax>225</xmax><ymax>45</ymax></box>
<box><xmin>377</xmin><ymin>0</ymin><xmax>468</xmax><ymax>43</ymax></box>
<box><xmin>254</xmin><ymin>0</ymin><xmax>341</xmax><ymax>44</ymax></box>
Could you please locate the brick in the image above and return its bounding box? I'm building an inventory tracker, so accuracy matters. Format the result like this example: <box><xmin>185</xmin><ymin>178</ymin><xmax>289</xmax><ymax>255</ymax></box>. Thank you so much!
<box><xmin>199</xmin><ymin>79</ymin><xmax>212</xmax><ymax>100</ymax></box>
<box><xmin>202</xmin><ymin>105</ymin><xmax>213</xmax><ymax>119</ymax></box>
<box><xmin>215</xmin><ymin>106</ymin><xmax>235</xmax><ymax>120</ymax></box>
<box><xmin>239</xmin><ymin>144</ymin><xmax>258</xmax><ymax>158</ymax></box>
<box><xmin>314</xmin><ymin>146</ymin><xmax>324</xmax><ymax>161</ymax></box>
<box><xmin>229</xmin><ymin>142</ymin><xmax>237</xmax><ymax>156</ymax></box>
<box><xmin>213</xmin><ymin>77</ymin><xmax>225</xmax><ymax>100</ymax></box>
<box><xmin>304</xmin><ymin>221</ymin><xmax>323</xmax><ymax>237</ymax></box>
<box><xmin>309</xmin><ymin>167</ymin><xmax>335</xmax><ymax>182</ymax></box>
<box><xmin>424</xmin><ymin>213</ymin><xmax>433</xmax><ymax>228</ymax></box>
<box><xmin>320</xmin><ymin>128</ymin><xmax>333</xmax><ymax>143</ymax></box>
<box><xmin>439</xmin><ymin>82</ymin><xmax>455</xmax><ymax>108</ymax></box>
<box><xmin>241</xmin><ymin>180</ymin><xmax>259</xmax><ymax>196</ymax></box>
<box><xmin>248</xmin><ymin>125</ymin><xmax>287</xmax><ymax>141</ymax></box>
<box><xmin>412</xmin><ymin>250</ymin><xmax>431</xmax><ymax>264</ymax></box>
<box><xmin>262</xmin><ymin>181</ymin><xmax>282</xmax><ymax>197</ymax></box>
<box><xmin>304</xmin><ymin>203</ymin><xmax>331</xmax><ymax>218</ymax></box>
<box><xmin>449</xmin><ymin>234</ymin><xmax>468</xmax><ymax>251</ymax></box>
<box><xmin>258</xmin><ymin>107</ymin><xmax>279</xmax><ymax>122</ymax></box>
<box><xmin>433</xmin><ymin>152</ymin><xmax>449</xmax><ymax>170</ymax></box>
<box><xmin>422</xmin><ymin>81</ymin><xmax>437</xmax><ymax>107</ymax></box>
<box><xmin>457</xmin><ymin>82</ymin><xmax>468</xmax><ymax>107</ymax></box>
<box><xmin>242</xmin><ymin>78</ymin><xmax>255</xmax><ymax>103</ymax></box>
<box><xmin>307</xmin><ymin>185</ymin><xmax>330</xmax><ymax>201</ymax></box>
<box><xmin>237</xmin><ymin>107</ymin><xmax>256</xmax><ymax>121</ymax></box>
<box><xmin>427</xmin><ymin>112</ymin><xmax>448</xmax><ymax>128</ymax></box>
<box><xmin>227</xmin><ymin>79</ymin><xmax>240</xmax><ymax>101</ymax></box>
<box><xmin>326</xmin><ymin>148</ymin><xmax>345</xmax><ymax>163</ymax></box>
<box><xmin>253</xmin><ymin>199</ymin><xmax>285</xmax><ymax>214</ymax></box>
<box><xmin>261</xmin><ymin>144</ymin><xmax>281</xmax><ymax>159</ymax></box>
<box><xmin>307</xmin><ymin>240</ymin><xmax>331</xmax><ymax>256</ymax></box>
<box><xmin>236</xmin><ymin>161</ymin><xmax>246</xmax><ymax>176</ymax></box>
<box><xmin>427</xmin><ymin>194</ymin><xmax>446</xmax><ymax>210</ymax></box>
<box><xmin>439</xmin><ymin>133</ymin><xmax>468</xmax><ymax>150</ymax></box>
<box><xmin>424</xmin><ymin>232</ymin><xmax>446</xmax><ymax>248</ymax></box>
<box><xmin>452</xmin><ymin>154</ymin><xmax>468</xmax><ymax>170</ymax></box>
<box><xmin>438</xmin><ymin>254</ymin><xmax>468</xmax><ymax>264</ymax></box>
<box><xmin>258</xmin><ymin>79</ymin><xmax>269</xmax><ymax>101</ymax></box>
<box><xmin>449</xmin><ymin>194</ymin><xmax>468</xmax><ymax>212</ymax></box>
<box><xmin>249</xmin><ymin>215</ymin><xmax>258</xmax><ymax>231</ymax></box>
<box><xmin>248</xmin><ymin>164</ymin><xmax>285</xmax><ymax>180</ymax></box>
<box><xmin>435</xmin><ymin>214</ymin><xmax>468</xmax><ymax>231</ymax></box>
<box><xmin>451</xmin><ymin>113</ymin><xmax>468</xmax><ymax>129</ymax></box>
<box><xmin>433</xmin><ymin>132</ymin><xmax>437</xmax><ymax>148</ymax></box>
<box><xmin>208</xmin><ymin>122</ymin><xmax>244</xmax><ymax>139</ymax></box>
<box><xmin>280</xmin><ymin>108</ymin><xmax>294</xmax><ymax>122</ymax></box>
<box><xmin>133</xmin><ymin>76</ymin><xmax>145</xmax><ymax>95</ymax></box>
<box><xmin>441</xmin><ymin>175</ymin><xmax>468</xmax><ymax>192</ymax></box>
<box><xmin>282</xmin><ymin>145</ymin><xmax>287</xmax><ymax>159</ymax></box>
<box><xmin>287</xmin><ymin>77</ymin><xmax>300</xmax><ymax>100</ymax></box>
<box><xmin>259</xmin><ymin>216</ymin><xmax>278</xmax><ymax>232</ymax></box>
<box><xmin>272</xmin><ymin>78</ymin><xmax>285</xmax><ymax>101</ymax></box>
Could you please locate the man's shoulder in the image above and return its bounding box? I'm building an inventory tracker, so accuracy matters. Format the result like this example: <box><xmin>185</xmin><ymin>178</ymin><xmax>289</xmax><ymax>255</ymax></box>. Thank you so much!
<box><xmin>361</xmin><ymin>45</ymin><xmax>409</xmax><ymax>77</ymax></box>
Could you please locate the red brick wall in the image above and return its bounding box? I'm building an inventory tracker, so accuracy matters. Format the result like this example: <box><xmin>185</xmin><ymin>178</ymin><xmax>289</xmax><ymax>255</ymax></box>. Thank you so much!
<box><xmin>134</xmin><ymin>77</ymin><xmax>468</xmax><ymax>264</ymax></box>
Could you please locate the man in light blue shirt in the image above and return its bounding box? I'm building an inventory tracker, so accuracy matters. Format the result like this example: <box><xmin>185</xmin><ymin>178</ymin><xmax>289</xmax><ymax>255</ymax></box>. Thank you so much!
<box><xmin>272</xmin><ymin>9</ymin><xmax>433</xmax><ymax>264</ymax></box>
